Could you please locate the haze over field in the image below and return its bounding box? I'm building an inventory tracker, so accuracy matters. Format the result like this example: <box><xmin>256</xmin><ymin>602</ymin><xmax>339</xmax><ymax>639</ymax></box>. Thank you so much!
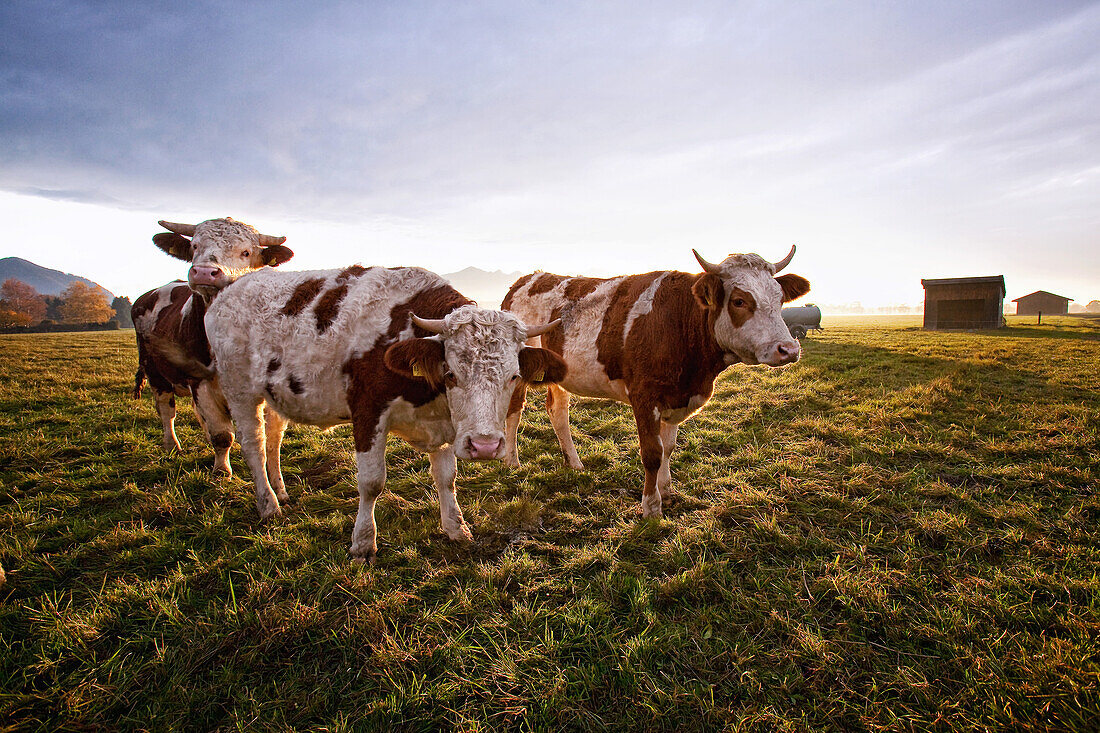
<box><xmin>1</xmin><ymin>2</ymin><xmax>1097</xmax><ymax>306</ymax></box>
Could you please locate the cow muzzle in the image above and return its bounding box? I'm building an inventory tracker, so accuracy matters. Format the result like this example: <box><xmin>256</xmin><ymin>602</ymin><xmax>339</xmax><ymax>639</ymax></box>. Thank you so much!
<box><xmin>461</xmin><ymin>433</ymin><xmax>505</xmax><ymax>461</ymax></box>
<box><xmin>189</xmin><ymin>264</ymin><xmax>227</xmax><ymax>290</ymax></box>
<box><xmin>765</xmin><ymin>339</ymin><xmax>801</xmax><ymax>366</ymax></box>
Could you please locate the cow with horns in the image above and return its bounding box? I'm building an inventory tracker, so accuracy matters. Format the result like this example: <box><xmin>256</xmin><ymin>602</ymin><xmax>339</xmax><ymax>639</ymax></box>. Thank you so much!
<box><xmin>131</xmin><ymin>218</ymin><xmax>294</xmax><ymax>476</ymax></box>
<box><xmin>501</xmin><ymin>246</ymin><xmax>811</xmax><ymax>518</ymax></box>
<box><xmin>191</xmin><ymin>265</ymin><xmax>567</xmax><ymax>560</ymax></box>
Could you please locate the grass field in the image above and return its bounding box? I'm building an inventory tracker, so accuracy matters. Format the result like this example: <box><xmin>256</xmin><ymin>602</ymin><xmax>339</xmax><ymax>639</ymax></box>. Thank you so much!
<box><xmin>1</xmin><ymin>317</ymin><xmax>1098</xmax><ymax>731</ymax></box>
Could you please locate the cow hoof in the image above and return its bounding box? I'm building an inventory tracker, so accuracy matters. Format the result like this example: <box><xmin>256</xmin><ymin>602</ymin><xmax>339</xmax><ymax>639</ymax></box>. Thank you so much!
<box><xmin>446</xmin><ymin>523</ymin><xmax>474</xmax><ymax>543</ymax></box>
<box><xmin>502</xmin><ymin>455</ymin><xmax>521</xmax><ymax>468</ymax></box>
<box><xmin>566</xmin><ymin>458</ymin><xmax>584</xmax><ymax>470</ymax></box>
<box><xmin>257</xmin><ymin>503</ymin><xmax>283</xmax><ymax>521</ymax></box>
<box><xmin>276</xmin><ymin>490</ymin><xmax>290</xmax><ymax>503</ymax></box>
<box><xmin>212</xmin><ymin>467</ymin><xmax>232</xmax><ymax>479</ymax></box>
<box><xmin>350</xmin><ymin>545</ymin><xmax>377</xmax><ymax>563</ymax></box>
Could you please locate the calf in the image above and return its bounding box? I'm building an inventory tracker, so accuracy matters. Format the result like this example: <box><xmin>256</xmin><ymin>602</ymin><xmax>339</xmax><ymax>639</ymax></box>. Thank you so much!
<box><xmin>203</xmin><ymin>266</ymin><xmax>566</xmax><ymax>560</ymax></box>
<box><xmin>501</xmin><ymin>247</ymin><xmax>810</xmax><ymax>518</ymax></box>
<box><xmin>132</xmin><ymin>218</ymin><xmax>293</xmax><ymax>475</ymax></box>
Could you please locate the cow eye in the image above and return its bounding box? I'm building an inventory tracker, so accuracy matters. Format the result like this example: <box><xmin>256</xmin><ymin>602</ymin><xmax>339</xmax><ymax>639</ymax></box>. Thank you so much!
<box><xmin>732</xmin><ymin>298</ymin><xmax>746</xmax><ymax>308</ymax></box>
<box><xmin>510</xmin><ymin>373</ymin><xmax>520</xmax><ymax>382</ymax></box>
<box><xmin>444</xmin><ymin>371</ymin><xmax>457</xmax><ymax>388</ymax></box>
<box><xmin>242</xmin><ymin>250</ymin><xmax>250</xmax><ymax>258</ymax></box>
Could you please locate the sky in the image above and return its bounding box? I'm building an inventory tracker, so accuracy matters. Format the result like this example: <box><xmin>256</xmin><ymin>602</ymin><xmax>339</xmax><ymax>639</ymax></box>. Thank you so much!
<box><xmin>1</xmin><ymin>1</ymin><xmax>1097</xmax><ymax>307</ymax></box>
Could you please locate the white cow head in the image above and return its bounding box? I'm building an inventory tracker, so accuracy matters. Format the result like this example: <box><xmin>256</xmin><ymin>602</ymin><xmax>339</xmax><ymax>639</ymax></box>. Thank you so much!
<box><xmin>384</xmin><ymin>305</ymin><xmax>566</xmax><ymax>460</ymax></box>
<box><xmin>153</xmin><ymin>218</ymin><xmax>294</xmax><ymax>298</ymax></box>
<box><xmin>691</xmin><ymin>246</ymin><xmax>811</xmax><ymax>366</ymax></box>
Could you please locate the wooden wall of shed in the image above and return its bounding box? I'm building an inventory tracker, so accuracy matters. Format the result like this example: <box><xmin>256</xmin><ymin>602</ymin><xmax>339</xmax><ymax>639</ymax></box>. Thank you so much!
<box><xmin>923</xmin><ymin>283</ymin><xmax>1004</xmax><ymax>329</ymax></box>
<box><xmin>1015</xmin><ymin>293</ymin><xmax>1069</xmax><ymax>316</ymax></box>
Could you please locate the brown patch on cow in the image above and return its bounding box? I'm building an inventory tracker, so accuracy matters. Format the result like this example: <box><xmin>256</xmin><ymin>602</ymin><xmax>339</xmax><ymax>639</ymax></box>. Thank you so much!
<box><xmin>726</xmin><ymin>287</ymin><xmax>757</xmax><ymax>328</ymax></box>
<box><xmin>691</xmin><ymin>273</ymin><xmax>723</xmax><ymax>311</ymax></box>
<box><xmin>287</xmin><ymin>374</ymin><xmax>304</xmax><ymax>395</ymax></box>
<box><xmin>135</xmin><ymin>284</ymin><xmax>212</xmax><ymax>394</ymax></box>
<box><xmin>563</xmin><ymin>277</ymin><xmax>603</xmax><ymax>300</ymax></box>
<box><xmin>501</xmin><ymin>273</ymin><xmax>537</xmax><ymax>310</ymax></box>
<box><xmin>527</xmin><ymin>273</ymin><xmax>565</xmax><ymax>297</ymax></box>
<box><xmin>261</xmin><ymin>245</ymin><xmax>295</xmax><ymax>267</ymax></box>
<box><xmin>338</xmin><ymin>265</ymin><xmax>369</xmax><ymax>281</ymax></box>
<box><xmin>152</xmin><ymin>232</ymin><xmax>192</xmax><ymax>261</ymax></box>
<box><xmin>212</xmin><ymin>432</ymin><xmax>233</xmax><ymax>449</ymax></box>
<box><xmin>595</xmin><ymin>272</ymin><xmax>663</xmax><ymax>382</ymax></box>
<box><xmin>314</xmin><ymin>283</ymin><xmax>349</xmax><ymax>333</ymax></box>
<box><xmin>267</xmin><ymin>358</ymin><xmax>281</xmax><ymax>374</ymax></box>
<box><xmin>281</xmin><ymin>278</ymin><xmax>326</xmax><ymax>317</ymax></box>
<box><xmin>542</xmin><ymin>306</ymin><xmax>565</xmax><ymax>355</ymax></box>
<box><xmin>507</xmin><ymin>382</ymin><xmax>526</xmax><ymax>417</ymax></box>
<box><xmin>343</xmin><ymin>282</ymin><xmax>474</xmax><ymax>453</ymax></box>
<box><xmin>384</xmin><ymin>339</ymin><xmax>447</xmax><ymax>390</ymax></box>
<box><xmin>777</xmin><ymin>273</ymin><xmax>811</xmax><ymax>303</ymax></box>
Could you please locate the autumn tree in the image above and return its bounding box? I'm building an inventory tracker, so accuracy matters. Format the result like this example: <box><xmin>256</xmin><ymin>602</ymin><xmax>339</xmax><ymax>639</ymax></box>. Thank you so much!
<box><xmin>0</xmin><ymin>278</ymin><xmax>46</xmax><ymax>326</ymax></box>
<box><xmin>58</xmin><ymin>282</ymin><xmax>115</xmax><ymax>324</ymax></box>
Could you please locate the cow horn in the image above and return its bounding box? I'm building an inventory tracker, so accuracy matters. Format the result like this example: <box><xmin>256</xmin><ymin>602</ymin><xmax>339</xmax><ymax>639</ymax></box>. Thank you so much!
<box><xmin>159</xmin><ymin>220</ymin><xmax>196</xmax><ymax>237</ymax></box>
<box><xmin>258</xmin><ymin>233</ymin><xmax>288</xmax><ymax>247</ymax></box>
<box><xmin>772</xmin><ymin>244</ymin><xmax>796</xmax><ymax>274</ymax></box>
<box><xmin>525</xmin><ymin>318</ymin><xmax>562</xmax><ymax>338</ymax></box>
<box><xmin>411</xmin><ymin>315</ymin><xmax>447</xmax><ymax>334</ymax></box>
<box><xmin>692</xmin><ymin>249</ymin><xmax>722</xmax><ymax>275</ymax></box>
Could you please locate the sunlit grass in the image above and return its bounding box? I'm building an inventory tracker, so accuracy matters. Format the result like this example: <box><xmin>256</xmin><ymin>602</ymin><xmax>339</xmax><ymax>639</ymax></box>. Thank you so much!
<box><xmin>1</xmin><ymin>323</ymin><xmax>1098</xmax><ymax>730</ymax></box>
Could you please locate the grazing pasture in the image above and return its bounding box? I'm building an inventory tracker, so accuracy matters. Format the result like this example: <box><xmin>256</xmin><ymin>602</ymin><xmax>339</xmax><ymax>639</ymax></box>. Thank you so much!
<box><xmin>1</xmin><ymin>318</ymin><xmax>1098</xmax><ymax>731</ymax></box>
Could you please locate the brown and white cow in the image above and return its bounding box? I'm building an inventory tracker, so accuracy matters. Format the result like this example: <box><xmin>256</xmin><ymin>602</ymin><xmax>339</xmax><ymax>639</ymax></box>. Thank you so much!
<box><xmin>131</xmin><ymin>218</ymin><xmax>293</xmax><ymax>475</ymax></box>
<box><xmin>501</xmin><ymin>246</ymin><xmax>811</xmax><ymax>518</ymax></box>
<box><xmin>203</xmin><ymin>265</ymin><xmax>566</xmax><ymax>560</ymax></box>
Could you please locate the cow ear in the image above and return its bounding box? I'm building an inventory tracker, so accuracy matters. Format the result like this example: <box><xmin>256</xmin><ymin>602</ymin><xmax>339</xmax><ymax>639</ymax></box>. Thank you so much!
<box><xmin>153</xmin><ymin>232</ymin><xmax>192</xmax><ymax>261</ymax></box>
<box><xmin>691</xmin><ymin>273</ymin><xmax>724</xmax><ymax>310</ymax></box>
<box><xmin>777</xmin><ymin>274</ymin><xmax>810</xmax><ymax>303</ymax></box>
<box><xmin>262</xmin><ymin>245</ymin><xmax>294</xmax><ymax>267</ymax></box>
<box><xmin>519</xmin><ymin>347</ymin><xmax>567</xmax><ymax>385</ymax></box>
<box><xmin>384</xmin><ymin>338</ymin><xmax>446</xmax><ymax>390</ymax></box>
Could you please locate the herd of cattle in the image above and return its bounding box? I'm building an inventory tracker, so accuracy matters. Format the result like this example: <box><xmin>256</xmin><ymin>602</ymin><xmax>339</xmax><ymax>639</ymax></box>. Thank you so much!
<box><xmin>132</xmin><ymin>218</ymin><xmax>810</xmax><ymax>560</ymax></box>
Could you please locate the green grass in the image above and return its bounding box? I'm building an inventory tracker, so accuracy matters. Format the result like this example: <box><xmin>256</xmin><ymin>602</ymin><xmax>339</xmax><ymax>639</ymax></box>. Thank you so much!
<box><xmin>1</xmin><ymin>320</ymin><xmax>1098</xmax><ymax>731</ymax></box>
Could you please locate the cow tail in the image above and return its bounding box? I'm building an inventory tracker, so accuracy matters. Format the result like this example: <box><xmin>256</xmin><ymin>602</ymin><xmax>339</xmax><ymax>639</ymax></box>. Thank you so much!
<box><xmin>133</xmin><ymin>365</ymin><xmax>146</xmax><ymax>400</ymax></box>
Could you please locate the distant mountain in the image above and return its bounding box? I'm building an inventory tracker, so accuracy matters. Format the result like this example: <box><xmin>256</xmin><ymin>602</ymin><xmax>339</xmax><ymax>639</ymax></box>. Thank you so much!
<box><xmin>442</xmin><ymin>266</ymin><xmax>525</xmax><ymax>308</ymax></box>
<box><xmin>0</xmin><ymin>257</ymin><xmax>114</xmax><ymax>299</ymax></box>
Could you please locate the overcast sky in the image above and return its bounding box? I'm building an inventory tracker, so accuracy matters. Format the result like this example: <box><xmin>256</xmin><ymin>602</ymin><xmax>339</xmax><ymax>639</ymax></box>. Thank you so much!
<box><xmin>1</xmin><ymin>1</ymin><xmax>1097</xmax><ymax>306</ymax></box>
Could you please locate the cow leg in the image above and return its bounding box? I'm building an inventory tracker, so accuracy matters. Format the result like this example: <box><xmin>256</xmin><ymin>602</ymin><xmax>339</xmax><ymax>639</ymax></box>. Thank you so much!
<box><xmin>632</xmin><ymin>402</ymin><xmax>664</xmax><ymax>518</ymax></box>
<box><xmin>234</xmin><ymin>399</ymin><xmax>281</xmax><ymax>519</ymax></box>
<box><xmin>154</xmin><ymin>390</ymin><xmax>182</xmax><ymax>452</ymax></box>
<box><xmin>657</xmin><ymin>420</ymin><xmax>680</xmax><ymax>496</ymax></box>
<box><xmin>429</xmin><ymin>445</ymin><xmax>473</xmax><ymax>543</ymax></box>
<box><xmin>193</xmin><ymin>380</ymin><xmax>234</xmax><ymax>477</ymax></box>
<box><xmin>547</xmin><ymin>384</ymin><xmax>584</xmax><ymax>470</ymax></box>
<box><xmin>263</xmin><ymin>405</ymin><xmax>290</xmax><ymax>503</ymax></box>
<box><xmin>350</xmin><ymin>429</ymin><xmax>388</xmax><ymax>561</ymax></box>
<box><xmin>503</xmin><ymin>382</ymin><xmax>527</xmax><ymax>467</ymax></box>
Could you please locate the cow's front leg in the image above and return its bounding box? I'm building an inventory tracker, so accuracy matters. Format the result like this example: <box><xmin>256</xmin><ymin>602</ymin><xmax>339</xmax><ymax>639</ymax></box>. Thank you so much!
<box><xmin>429</xmin><ymin>445</ymin><xmax>473</xmax><ymax>543</ymax></box>
<box><xmin>232</xmin><ymin>399</ymin><xmax>280</xmax><ymax>519</ymax></box>
<box><xmin>632</xmin><ymin>402</ymin><xmax>664</xmax><ymax>518</ymax></box>
<box><xmin>193</xmin><ymin>380</ymin><xmax>234</xmax><ymax>477</ymax></box>
<box><xmin>657</xmin><ymin>420</ymin><xmax>679</xmax><ymax>496</ymax></box>
<box><xmin>263</xmin><ymin>405</ymin><xmax>289</xmax><ymax>503</ymax></box>
<box><xmin>547</xmin><ymin>383</ymin><xmax>583</xmax><ymax>470</ymax></box>
<box><xmin>350</xmin><ymin>435</ymin><xmax>388</xmax><ymax>561</ymax></box>
<box><xmin>503</xmin><ymin>383</ymin><xmax>527</xmax><ymax>467</ymax></box>
<box><xmin>154</xmin><ymin>390</ymin><xmax>182</xmax><ymax>452</ymax></box>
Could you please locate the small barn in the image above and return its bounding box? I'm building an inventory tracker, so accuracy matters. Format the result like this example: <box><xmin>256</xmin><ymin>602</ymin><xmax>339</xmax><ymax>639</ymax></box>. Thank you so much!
<box><xmin>921</xmin><ymin>276</ymin><xmax>1005</xmax><ymax>330</ymax></box>
<box><xmin>1012</xmin><ymin>291</ymin><xmax>1071</xmax><ymax>316</ymax></box>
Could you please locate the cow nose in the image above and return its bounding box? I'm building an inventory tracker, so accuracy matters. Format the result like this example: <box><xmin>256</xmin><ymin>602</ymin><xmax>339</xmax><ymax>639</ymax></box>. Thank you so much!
<box><xmin>774</xmin><ymin>340</ymin><xmax>800</xmax><ymax>364</ymax></box>
<box><xmin>190</xmin><ymin>265</ymin><xmax>223</xmax><ymax>286</ymax></box>
<box><xmin>466</xmin><ymin>435</ymin><xmax>504</xmax><ymax>460</ymax></box>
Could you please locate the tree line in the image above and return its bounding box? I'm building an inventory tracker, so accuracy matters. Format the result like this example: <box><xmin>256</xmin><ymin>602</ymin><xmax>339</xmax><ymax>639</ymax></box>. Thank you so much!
<box><xmin>0</xmin><ymin>278</ymin><xmax>133</xmax><ymax>329</ymax></box>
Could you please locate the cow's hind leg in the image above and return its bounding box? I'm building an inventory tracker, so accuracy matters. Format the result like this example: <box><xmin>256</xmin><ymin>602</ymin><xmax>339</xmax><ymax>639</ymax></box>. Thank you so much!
<box><xmin>193</xmin><ymin>380</ymin><xmax>235</xmax><ymax>477</ymax></box>
<box><xmin>547</xmin><ymin>384</ymin><xmax>583</xmax><ymax>470</ymax></box>
<box><xmin>503</xmin><ymin>383</ymin><xmax>527</xmax><ymax>467</ymax></box>
<box><xmin>263</xmin><ymin>405</ymin><xmax>289</xmax><ymax>503</ymax></box>
<box><xmin>154</xmin><ymin>390</ymin><xmax>182</xmax><ymax>452</ymax></box>
<box><xmin>429</xmin><ymin>445</ymin><xmax>473</xmax><ymax>543</ymax></box>
<box><xmin>632</xmin><ymin>402</ymin><xmax>664</xmax><ymax>518</ymax></box>
<box><xmin>657</xmin><ymin>420</ymin><xmax>679</xmax><ymax>497</ymax></box>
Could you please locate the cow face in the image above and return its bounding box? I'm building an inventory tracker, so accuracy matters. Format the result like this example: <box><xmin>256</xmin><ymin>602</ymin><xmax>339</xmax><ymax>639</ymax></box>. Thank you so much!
<box><xmin>385</xmin><ymin>305</ymin><xmax>566</xmax><ymax>460</ymax></box>
<box><xmin>153</xmin><ymin>218</ymin><xmax>293</xmax><ymax>298</ymax></box>
<box><xmin>691</xmin><ymin>247</ymin><xmax>810</xmax><ymax>366</ymax></box>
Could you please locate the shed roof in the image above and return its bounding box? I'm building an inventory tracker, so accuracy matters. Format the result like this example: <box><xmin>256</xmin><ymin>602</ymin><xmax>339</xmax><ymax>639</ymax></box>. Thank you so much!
<box><xmin>920</xmin><ymin>275</ymin><xmax>1006</xmax><ymax>296</ymax></box>
<box><xmin>1011</xmin><ymin>290</ymin><xmax>1071</xmax><ymax>303</ymax></box>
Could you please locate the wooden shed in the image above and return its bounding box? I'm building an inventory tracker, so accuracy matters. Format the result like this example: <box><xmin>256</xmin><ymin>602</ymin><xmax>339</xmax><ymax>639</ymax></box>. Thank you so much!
<box><xmin>921</xmin><ymin>276</ymin><xmax>1005</xmax><ymax>329</ymax></box>
<box><xmin>1012</xmin><ymin>291</ymin><xmax>1070</xmax><ymax>316</ymax></box>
